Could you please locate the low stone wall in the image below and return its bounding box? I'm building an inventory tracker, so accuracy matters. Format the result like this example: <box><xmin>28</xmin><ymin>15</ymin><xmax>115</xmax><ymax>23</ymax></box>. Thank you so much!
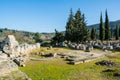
<box><xmin>68</xmin><ymin>56</ymin><xmax>104</xmax><ymax>65</ymax></box>
<box><xmin>0</xmin><ymin>35</ymin><xmax>41</xmax><ymax>58</ymax></box>
<box><xmin>18</xmin><ymin>43</ymin><xmax>40</xmax><ymax>55</ymax></box>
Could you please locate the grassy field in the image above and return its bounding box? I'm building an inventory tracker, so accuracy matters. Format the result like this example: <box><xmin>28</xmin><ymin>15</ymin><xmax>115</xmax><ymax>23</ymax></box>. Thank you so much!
<box><xmin>30</xmin><ymin>47</ymin><xmax>74</xmax><ymax>58</ymax></box>
<box><xmin>20</xmin><ymin>48</ymin><xmax>120</xmax><ymax>80</ymax></box>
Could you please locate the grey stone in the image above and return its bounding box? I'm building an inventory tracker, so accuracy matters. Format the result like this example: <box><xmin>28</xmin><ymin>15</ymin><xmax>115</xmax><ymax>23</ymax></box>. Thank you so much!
<box><xmin>95</xmin><ymin>60</ymin><xmax>116</xmax><ymax>66</ymax></box>
<box><xmin>114</xmin><ymin>72</ymin><xmax>120</xmax><ymax>77</ymax></box>
<box><xmin>85</xmin><ymin>45</ymin><xmax>93</xmax><ymax>52</ymax></box>
<box><xmin>13</xmin><ymin>56</ymin><xmax>26</xmax><ymax>67</ymax></box>
<box><xmin>79</xmin><ymin>44</ymin><xmax>86</xmax><ymax>50</ymax></box>
<box><xmin>85</xmin><ymin>47</ymin><xmax>91</xmax><ymax>52</ymax></box>
<box><xmin>0</xmin><ymin>35</ymin><xmax>20</xmax><ymax>58</ymax></box>
<box><xmin>115</xmin><ymin>46</ymin><xmax>120</xmax><ymax>51</ymax></box>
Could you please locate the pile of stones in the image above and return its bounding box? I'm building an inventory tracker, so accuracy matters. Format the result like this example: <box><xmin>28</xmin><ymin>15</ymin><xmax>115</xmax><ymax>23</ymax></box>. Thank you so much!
<box><xmin>68</xmin><ymin>43</ymin><xmax>93</xmax><ymax>52</ymax></box>
<box><xmin>67</xmin><ymin>41</ymin><xmax>120</xmax><ymax>51</ymax></box>
<box><xmin>102</xmin><ymin>69</ymin><xmax>115</xmax><ymax>72</ymax></box>
<box><xmin>103</xmin><ymin>42</ymin><xmax>113</xmax><ymax>50</ymax></box>
<box><xmin>93</xmin><ymin>42</ymin><xmax>103</xmax><ymax>49</ymax></box>
<box><xmin>114</xmin><ymin>43</ymin><xmax>120</xmax><ymax>51</ymax></box>
<box><xmin>40</xmin><ymin>53</ymin><xmax>57</xmax><ymax>57</ymax></box>
<box><xmin>95</xmin><ymin>60</ymin><xmax>116</xmax><ymax>66</ymax></box>
<box><xmin>114</xmin><ymin>72</ymin><xmax>120</xmax><ymax>77</ymax></box>
<box><xmin>85</xmin><ymin>44</ymin><xmax>93</xmax><ymax>52</ymax></box>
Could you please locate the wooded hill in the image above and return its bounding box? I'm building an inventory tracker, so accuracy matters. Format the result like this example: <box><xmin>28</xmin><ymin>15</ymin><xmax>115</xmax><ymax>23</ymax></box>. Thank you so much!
<box><xmin>0</xmin><ymin>19</ymin><xmax>120</xmax><ymax>43</ymax></box>
<box><xmin>0</xmin><ymin>28</ymin><xmax>54</xmax><ymax>43</ymax></box>
<box><xmin>88</xmin><ymin>20</ymin><xmax>120</xmax><ymax>30</ymax></box>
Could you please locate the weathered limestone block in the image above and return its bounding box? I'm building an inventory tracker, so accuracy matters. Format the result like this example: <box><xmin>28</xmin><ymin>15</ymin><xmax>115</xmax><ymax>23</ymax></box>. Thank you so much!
<box><xmin>85</xmin><ymin>45</ymin><xmax>93</xmax><ymax>52</ymax></box>
<box><xmin>36</xmin><ymin>43</ymin><xmax>41</xmax><ymax>48</ymax></box>
<box><xmin>0</xmin><ymin>35</ymin><xmax>20</xmax><ymax>58</ymax></box>
<box><xmin>18</xmin><ymin>43</ymin><xmax>40</xmax><ymax>54</ymax></box>
<box><xmin>13</xmin><ymin>55</ymin><xmax>27</xmax><ymax>67</ymax></box>
<box><xmin>0</xmin><ymin>51</ymin><xmax>8</xmax><ymax>63</ymax></box>
<box><xmin>0</xmin><ymin>35</ymin><xmax>41</xmax><ymax>58</ymax></box>
<box><xmin>80</xmin><ymin>44</ymin><xmax>86</xmax><ymax>50</ymax></box>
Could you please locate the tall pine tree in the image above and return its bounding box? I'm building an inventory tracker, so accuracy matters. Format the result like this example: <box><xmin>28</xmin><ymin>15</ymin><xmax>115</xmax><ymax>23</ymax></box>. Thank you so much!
<box><xmin>73</xmin><ymin>9</ymin><xmax>89</xmax><ymax>43</ymax></box>
<box><xmin>105</xmin><ymin>10</ymin><xmax>111</xmax><ymax>40</ymax></box>
<box><xmin>65</xmin><ymin>8</ymin><xmax>74</xmax><ymax>42</ymax></box>
<box><xmin>65</xmin><ymin>9</ymin><xmax>89</xmax><ymax>43</ymax></box>
<box><xmin>81</xmin><ymin>14</ymin><xmax>90</xmax><ymax>42</ymax></box>
<box><xmin>99</xmin><ymin>13</ymin><xmax>105</xmax><ymax>41</ymax></box>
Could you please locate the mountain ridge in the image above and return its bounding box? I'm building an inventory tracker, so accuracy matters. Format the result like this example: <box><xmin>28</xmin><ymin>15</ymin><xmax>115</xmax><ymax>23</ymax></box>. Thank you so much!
<box><xmin>88</xmin><ymin>20</ymin><xmax>120</xmax><ymax>29</ymax></box>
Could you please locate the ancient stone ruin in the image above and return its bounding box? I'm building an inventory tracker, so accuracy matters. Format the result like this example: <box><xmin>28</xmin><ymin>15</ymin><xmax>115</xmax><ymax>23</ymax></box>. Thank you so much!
<box><xmin>0</xmin><ymin>35</ymin><xmax>20</xmax><ymax>58</ymax></box>
<box><xmin>0</xmin><ymin>35</ymin><xmax>40</xmax><ymax>78</ymax></box>
<box><xmin>67</xmin><ymin>41</ymin><xmax>120</xmax><ymax>52</ymax></box>
<box><xmin>0</xmin><ymin>35</ymin><xmax>40</xmax><ymax>58</ymax></box>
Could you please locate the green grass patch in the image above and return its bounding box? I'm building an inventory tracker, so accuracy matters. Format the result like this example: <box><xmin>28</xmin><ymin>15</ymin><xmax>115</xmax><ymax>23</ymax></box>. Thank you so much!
<box><xmin>31</xmin><ymin>47</ymin><xmax>74</xmax><ymax>54</ymax></box>
<box><xmin>20</xmin><ymin>51</ymin><xmax>120</xmax><ymax>80</ymax></box>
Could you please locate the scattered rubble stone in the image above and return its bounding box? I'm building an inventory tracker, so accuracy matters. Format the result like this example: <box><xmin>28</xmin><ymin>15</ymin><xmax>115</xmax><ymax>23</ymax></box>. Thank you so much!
<box><xmin>114</xmin><ymin>72</ymin><xmax>120</xmax><ymax>77</ymax></box>
<box><xmin>41</xmin><ymin>53</ymin><xmax>57</xmax><ymax>57</ymax></box>
<box><xmin>115</xmin><ymin>46</ymin><xmax>120</xmax><ymax>51</ymax></box>
<box><xmin>95</xmin><ymin>60</ymin><xmax>116</xmax><ymax>66</ymax></box>
<box><xmin>102</xmin><ymin>69</ymin><xmax>115</xmax><ymax>72</ymax></box>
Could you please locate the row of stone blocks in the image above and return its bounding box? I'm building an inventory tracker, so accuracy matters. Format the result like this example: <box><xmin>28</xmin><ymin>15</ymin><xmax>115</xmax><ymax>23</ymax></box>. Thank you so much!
<box><xmin>0</xmin><ymin>35</ymin><xmax>41</xmax><ymax>58</ymax></box>
<box><xmin>0</xmin><ymin>35</ymin><xmax>41</xmax><ymax>67</ymax></box>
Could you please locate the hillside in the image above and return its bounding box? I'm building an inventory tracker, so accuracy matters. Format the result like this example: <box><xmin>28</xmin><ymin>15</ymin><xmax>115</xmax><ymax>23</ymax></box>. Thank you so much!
<box><xmin>0</xmin><ymin>28</ymin><xmax>54</xmax><ymax>43</ymax></box>
<box><xmin>40</xmin><ymin>32</ymin><xmax>55</xmax><ymax>40</ymax></box>
<box><xmin>88</xmin><ymin>20</ymin><xmax>120</xmax><ymax>30</ymax></box>
<box><xmin>0</xmin><ymin>20</ymin><xmax>120</xmax><ymax>42</ymax></box>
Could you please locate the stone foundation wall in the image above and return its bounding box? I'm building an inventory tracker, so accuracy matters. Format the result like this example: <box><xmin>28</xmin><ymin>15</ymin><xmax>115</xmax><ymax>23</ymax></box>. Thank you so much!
<box><xmin>0</xmin><ymin>35</ymin><xmax>40</xmax><ymax>58</ymax></box>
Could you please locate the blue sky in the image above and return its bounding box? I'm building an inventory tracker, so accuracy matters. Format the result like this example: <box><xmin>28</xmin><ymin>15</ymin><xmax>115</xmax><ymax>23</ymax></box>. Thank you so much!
<box><xmin>0</xmin><ymin>0</ymin><xmax>120</xmax><ymax>33</ymax></box>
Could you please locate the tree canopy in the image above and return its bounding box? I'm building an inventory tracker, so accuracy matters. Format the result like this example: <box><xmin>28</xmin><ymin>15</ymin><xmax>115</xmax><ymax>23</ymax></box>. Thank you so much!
<box><xmin>65</xmin><ymin>9</ymin><xmax>89</xmax><ymax>43</ymax></box>
<box><xmin>33</xmin><ymin>32</ymin><xmax>42</xmax><ymax>43</ymax></box>
<box><xmin>52</xmin><ymin>29</ymin><xmax>64</xmax><ymax>46</ymax></box>
<box><xmin>105</xmin><ymin>10</ymin><xmax>111</xmax><ymax>40</ymax></box>
<box><xmin>99</xmin><ymin>13</ymin><xmax>105</xmax><ymax>41</ymax></box>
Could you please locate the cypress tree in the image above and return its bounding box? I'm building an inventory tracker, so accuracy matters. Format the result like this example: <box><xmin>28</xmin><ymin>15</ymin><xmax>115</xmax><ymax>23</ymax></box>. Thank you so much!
<box><xmin>111</xmin><ymin>28</ymin><xmax>113</xmax><ymax>39</ymax></box>
<box><xmin>105</xmin><ymin>10</ymin><xmax>111</xmax><ymax>40</ymax></box>
<box><xmin>115</xmin><ymin>25</ymin><xmax>119</xmax><ymax>40</ymax></box>
<box><xmin>91</xmin><ymin>27</ymin><xmax>97</xmax><ymax>40</ymax></box>
<box><xmin>99</xmin><ymin>13</ymin><xmax>105</xmax><ymax>41</ymax></box>
<box><xmin>119</xmin><ymin>26</ymin><xmax>120</xmax><ymax>37</ymax></box>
